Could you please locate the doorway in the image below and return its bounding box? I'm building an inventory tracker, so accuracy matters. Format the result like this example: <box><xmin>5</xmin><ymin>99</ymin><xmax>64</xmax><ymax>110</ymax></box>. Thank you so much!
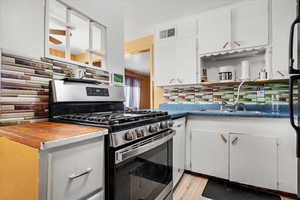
<box><xmin>124</xmin><ymin>35</ymin><xmax>165</xmax><ymax>109</ymax></box>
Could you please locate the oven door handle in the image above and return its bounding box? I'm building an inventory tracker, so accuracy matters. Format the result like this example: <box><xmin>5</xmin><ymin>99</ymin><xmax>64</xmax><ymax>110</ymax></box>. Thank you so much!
<box><xmin>115</xmin><ymin>130</ymin><xmax>175</xmax><ymax>164</ymax></box>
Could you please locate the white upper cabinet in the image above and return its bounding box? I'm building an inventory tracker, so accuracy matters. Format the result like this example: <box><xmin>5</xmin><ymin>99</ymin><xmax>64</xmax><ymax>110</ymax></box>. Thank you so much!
<box><xmin>231</xmin><ymin>0</ymin><xmax>269</xmax><ymax>49</ymax></box>
<box><xmin>154</xmin><ymin>37</ymin><xmax>177</xmax><ymax>86</ymax></box>
<box><xmin>176</xmin><ymin>18</ymin><xmax>198</xmax><ymax>39</ymax></box>
<box><xmin>154</xmin><ymin>19</ymin><xmax>198</xmax><ymax>86</ymax></box>
<box><xmin>272</xmin><ymin>0</ymin><xmax>297</xmax><ymax>79</ymax></box>
<box><xmin>198</xmin><ymin>0</ymin><xmax>269</xmax><ymax>55</ymax></box>
<box><xmin>175</xmin><ymin>37</ymin><xmax>198</xmax><ymax>85</ymax></box>
<box><xmin>198</xmin><ymin>8</ymin><xmax>231</xmax><ymax>54</ymax></box>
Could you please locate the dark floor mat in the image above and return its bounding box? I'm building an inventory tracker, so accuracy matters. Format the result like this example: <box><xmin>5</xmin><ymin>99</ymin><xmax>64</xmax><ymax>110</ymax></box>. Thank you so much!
<box><xmin>202</xmin><ymin>179</ymin><xmax>281</xmax><ymax>200</ymax></box>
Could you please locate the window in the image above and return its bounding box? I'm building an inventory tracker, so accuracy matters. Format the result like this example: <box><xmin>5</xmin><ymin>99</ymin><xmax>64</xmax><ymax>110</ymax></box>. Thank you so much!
<box><xmin>45</xmin><ymin>0</ymin><xmax>107</xmax><ymax>68</ymax></box>
<box><xmin>124</xmin><ymin>76</ymin><xmax>141</xmax><ymax>109</ymax></box>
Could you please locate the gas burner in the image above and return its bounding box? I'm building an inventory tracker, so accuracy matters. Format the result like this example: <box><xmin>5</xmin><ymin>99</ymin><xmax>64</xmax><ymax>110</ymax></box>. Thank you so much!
<box><xmin>54</xmin><ymin>110</ymin><xmax>169</xmax><ymax>129</ymax></box>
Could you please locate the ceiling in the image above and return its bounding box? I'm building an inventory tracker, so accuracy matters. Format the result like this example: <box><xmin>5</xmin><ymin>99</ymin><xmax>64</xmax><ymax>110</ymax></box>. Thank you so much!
<box><xmin>125</xmin><ymin>52</ymin><xmax>150</xmax><ymax>75</ymax></box>
<box><xmin>123</xmin><ymin>0</ymin><xmax>242</xmax><ymax>41</ymax></box>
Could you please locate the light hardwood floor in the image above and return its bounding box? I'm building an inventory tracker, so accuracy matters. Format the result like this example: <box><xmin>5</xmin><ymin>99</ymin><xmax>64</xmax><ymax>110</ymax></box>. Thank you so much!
<box><xmin>173</xmin><ymin>173</ymin><xmax>296</xmax><ymax>200</ymax></box>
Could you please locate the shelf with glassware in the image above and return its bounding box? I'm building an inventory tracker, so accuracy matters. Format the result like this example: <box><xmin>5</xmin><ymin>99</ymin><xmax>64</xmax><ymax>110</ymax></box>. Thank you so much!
<box><xmin>198</xmin><ymin>47</ymin><xmax>289</xmax><ymax>87</ymax></box>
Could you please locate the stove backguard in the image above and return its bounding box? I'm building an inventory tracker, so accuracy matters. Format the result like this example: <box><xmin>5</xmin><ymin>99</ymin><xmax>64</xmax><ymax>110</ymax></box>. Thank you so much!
<box><xmin>49</xmin><ymin>79</ymin><xmax>125</xmax><ymax>117</ymax></box>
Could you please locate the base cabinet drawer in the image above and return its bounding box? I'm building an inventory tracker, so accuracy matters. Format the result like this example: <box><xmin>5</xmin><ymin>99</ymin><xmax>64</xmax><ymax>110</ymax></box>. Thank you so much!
<box><xmin>46</xmin><ymin>137</ymin><xmax>104</xmax><ymax>200</ymax></box>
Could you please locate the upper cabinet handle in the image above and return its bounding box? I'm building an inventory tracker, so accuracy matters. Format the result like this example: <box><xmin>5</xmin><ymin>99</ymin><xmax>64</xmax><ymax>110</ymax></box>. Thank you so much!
<box><xmin>223</xmin><ymin>42</ymin><xmax>229</xmax><ymax>49</ymax></box>
<box><xmin>169</xmin><ymin>78</ymin><xmax>175</xmax><ymax>84</ymax></box>
<box><xmin>220</xmin><ymin>134</ymin><xmax>227</xmax><ymax>143</ymax></box>
<box><xmin>177</xmin><ymin>78</ymin><xmax>183</xmax><ymax>84</ymax></box>
<box><xmin>231</xmin><ymin>137</ymin><xmax>239</xmax><ymax>145</ymax></box>
<box><xmin>233</xmin><ymin>41</ymin><xmax>241</xmax><ymax>47</ymax></box>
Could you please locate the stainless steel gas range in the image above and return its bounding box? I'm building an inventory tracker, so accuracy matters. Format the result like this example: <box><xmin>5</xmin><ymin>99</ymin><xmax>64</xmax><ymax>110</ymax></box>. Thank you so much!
<box><xmin>49</xmin><ymin>79</ymin><xmax>174</xmax><ymax>200</ymax></box>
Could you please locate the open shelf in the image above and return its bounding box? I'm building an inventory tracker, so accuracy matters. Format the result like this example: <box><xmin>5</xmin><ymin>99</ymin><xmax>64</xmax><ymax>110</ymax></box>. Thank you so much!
<box><xmin>201</xmin><ymin>79</ymin><xmax>289</xmax><ymax>87</ymax></box>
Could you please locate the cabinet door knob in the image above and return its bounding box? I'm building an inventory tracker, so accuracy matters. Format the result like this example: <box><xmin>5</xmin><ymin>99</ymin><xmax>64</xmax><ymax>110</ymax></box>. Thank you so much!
<box><xmin>223</xmin><ymin>42</ymin><xmax>229</xmax><ymax>49</ymax></box>
<box><xmin>220</xmin><ymin>134</ymin><xmax>227</xmax><ymax>143</ymax></box>
<box><xmin>231</xmin><ymin>137</ymin><xmax>239</xmax><ymax>145</ymax></box>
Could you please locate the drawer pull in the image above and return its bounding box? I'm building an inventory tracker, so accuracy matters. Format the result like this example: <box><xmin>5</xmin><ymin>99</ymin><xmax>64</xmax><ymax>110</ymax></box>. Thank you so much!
<box><xmin>69</xmin><ymin>168</ymin><xmax>93</xmax><ymax>180</ymax></box>
<box><xmin>220</xmin><ymin>134</ymin><xmax>227</xmax><ymax>143</ymax></box>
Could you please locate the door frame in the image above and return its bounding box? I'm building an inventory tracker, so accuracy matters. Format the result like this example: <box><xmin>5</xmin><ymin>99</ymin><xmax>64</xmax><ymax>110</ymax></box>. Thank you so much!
<box><xmin>124</xmin><ymin>35</ymin><xmax>166</xmax><ymax>108</ymax></box>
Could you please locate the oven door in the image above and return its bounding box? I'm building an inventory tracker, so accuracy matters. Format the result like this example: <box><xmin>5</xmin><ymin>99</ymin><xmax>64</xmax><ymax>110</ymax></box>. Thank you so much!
<box><xmin>113</xmin><ymin>130</ymin><xmax>174</xmax><ymax>200</ymax></box>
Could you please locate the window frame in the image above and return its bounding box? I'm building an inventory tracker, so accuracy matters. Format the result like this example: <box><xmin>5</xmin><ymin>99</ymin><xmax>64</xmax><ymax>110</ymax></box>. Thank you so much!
<box><xmin>44</xmin><ymin>0</ymin><xmax>107</xmax><ymax>70</ymax></box>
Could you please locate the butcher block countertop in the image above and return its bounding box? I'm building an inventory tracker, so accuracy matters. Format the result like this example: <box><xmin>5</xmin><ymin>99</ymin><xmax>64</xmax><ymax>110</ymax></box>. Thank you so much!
<box><xmin>0</xmin><ymin>122</ymin><xmax>107</xmax><ymax>149</ymax></box>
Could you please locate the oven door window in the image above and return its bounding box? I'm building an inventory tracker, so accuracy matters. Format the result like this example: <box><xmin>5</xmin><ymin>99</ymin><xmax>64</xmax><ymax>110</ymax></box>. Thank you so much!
<box><xmin>114</xmin><ymin>140</ymin><xmax>172</xmax><ymax>200</ymax></box>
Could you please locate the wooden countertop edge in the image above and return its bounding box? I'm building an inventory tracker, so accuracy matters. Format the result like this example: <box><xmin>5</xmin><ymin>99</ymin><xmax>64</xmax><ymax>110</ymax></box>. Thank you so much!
<box><xmin>0</xmin><ymin>122</ymin><xmax>108</xmax><ymax>149</ymax></box>
<box><xmin>0</xmin><ymin>129</ymin><xmax>42</xmax><ymax>149</ymax></box>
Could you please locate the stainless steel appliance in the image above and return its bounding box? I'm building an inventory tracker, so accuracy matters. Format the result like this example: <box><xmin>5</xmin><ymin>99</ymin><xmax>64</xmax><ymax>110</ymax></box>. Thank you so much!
<box><xmin>49</xmin><ymin>78</ymin><xmax>174</xmax><ymax>200</ymax></box>
<box><xmin>289</xmin><ymin>1</ymin><xmax>300</xmax><ymax>199</ymax></box>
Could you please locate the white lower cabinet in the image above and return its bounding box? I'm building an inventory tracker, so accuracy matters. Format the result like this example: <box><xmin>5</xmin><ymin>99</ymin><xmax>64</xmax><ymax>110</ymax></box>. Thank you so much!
<box><xmin>191</xmin><ymin>130</ymin><xmax>229</xmax><ymax>179</ymax></box>
<box><xmin>46</xmin><ymin>136</ymin><xmax>105</xmax><ymax>200</ymax></box>
<box><xmin>229</xmin><ymin>134</ymin><xmax>278</xmax><ymax>190</ymax></box>
<box><xmin>173</xmin><ymin>117</ymin><xmax>186</xmax><ymax>187</ymax></box>
<box><xmin>190</xmin><ymin>130</ymin><xmax>278</xmax><ymax>190</ymax></box>
<box><xmin>188</xmin><ymin>116</ymin><xmax>296</xmax><ymax>193</ymax></box>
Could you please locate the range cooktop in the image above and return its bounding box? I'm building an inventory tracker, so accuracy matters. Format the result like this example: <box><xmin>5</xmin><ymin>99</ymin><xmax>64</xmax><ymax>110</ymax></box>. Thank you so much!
<box><xmin>52</xmin><ymin>110</ymin><xmax>170</xmax><ymax>132</ymax></box>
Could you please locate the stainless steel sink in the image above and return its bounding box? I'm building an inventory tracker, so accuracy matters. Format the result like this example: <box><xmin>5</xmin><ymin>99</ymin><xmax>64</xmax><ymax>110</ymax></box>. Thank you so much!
<box><xmin>199</xmin><ymin>109</ymin><xmax>265</xmax><ymax>114</ymax></box>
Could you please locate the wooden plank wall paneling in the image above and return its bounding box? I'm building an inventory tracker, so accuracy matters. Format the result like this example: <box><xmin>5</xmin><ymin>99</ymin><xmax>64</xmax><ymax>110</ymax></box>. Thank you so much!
<box><xmin>0</xmin><ymin>52</ymin><xmax>110</xmax><ymax>126</ymax></box>
<box><xmin>125</xmin><ymin>69</ymin><xmax>150</xmax><ymax>109</ymax></box>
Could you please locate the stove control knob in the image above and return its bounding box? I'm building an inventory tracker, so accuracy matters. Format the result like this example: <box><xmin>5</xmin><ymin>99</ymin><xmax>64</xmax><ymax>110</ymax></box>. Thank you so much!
<box><xmin>168</xmin><ymin>120</ymin><xmax>174</xmax><ymax>128</ymax></box>
<box><xmin>135</xmin><ymin>129</ymin><xmax>144</xmax><ymax>138</ymax></box>
<box><xmin>140</xmin><ymin>129</ymin><xmax>145</xmax><ymax>136</ymax></box>
<box><xmin>125</xmin><ymin>131</ymin><xmax>134</xmax><ymax>141</ymax></box>
<box><xmin>149</xmin><ymin>125</ymin><xmax>158</xmax><ymax>133</ymax></box>
<box><xmin>160</xmin><ymin>121</ymin><xmax>168</xmax><ymax>129</ymax></box>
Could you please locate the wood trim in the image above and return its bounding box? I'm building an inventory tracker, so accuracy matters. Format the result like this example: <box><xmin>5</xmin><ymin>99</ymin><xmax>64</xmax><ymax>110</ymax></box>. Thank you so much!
<box><xmin>125</xmin><ymin>35</ymin><xmax>153</xmax><ymax>55</ymax></box>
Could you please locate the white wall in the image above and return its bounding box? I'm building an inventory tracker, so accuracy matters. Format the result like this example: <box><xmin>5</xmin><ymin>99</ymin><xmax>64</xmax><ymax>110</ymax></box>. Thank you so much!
<box><xmin>0</xmin><ymin>0</ymin><xmax>124</xmax><ymax>75</ymax></box>
<box><xmin>125</xmin><ymin>52</ymin><xmax>150</xmax><ymax>75</ymax></box>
